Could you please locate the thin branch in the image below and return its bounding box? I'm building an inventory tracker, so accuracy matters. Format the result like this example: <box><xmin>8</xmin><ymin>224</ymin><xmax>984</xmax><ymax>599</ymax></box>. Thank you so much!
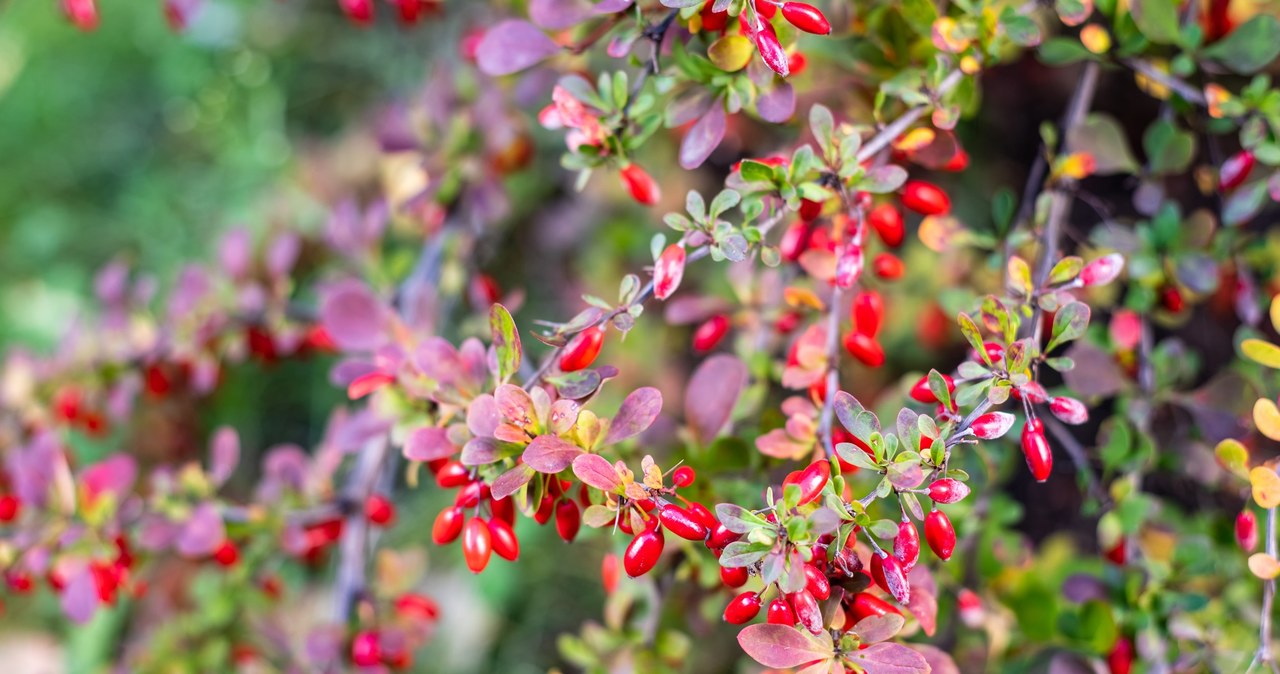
<box><xmin>331</xmin><ymin>435</ymin><xmax>391</xmax><ymax>622</ymax></box>
<box><xmin>1041</xmin><ymin>414</ymin><xmax>1109</xmax><ymax>506</ymax></box>
<box><xmin>1121</xmin><ymin>58</ymin><xmax>1209</xmax><ymax>107</ymax></box>
<box><xmin>1027</xmin><ymin>60</ymin><xmax>1101</xmax><ymax>345</ymax></box>
<box><xmin>855</xmin><ymin>68</ymin><xmax>966</xmax><ymax>162</ymax></box>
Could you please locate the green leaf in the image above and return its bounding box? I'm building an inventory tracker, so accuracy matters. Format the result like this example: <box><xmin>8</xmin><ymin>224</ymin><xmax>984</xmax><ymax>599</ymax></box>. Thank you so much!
<box><xmin>738</xmin><ymin>160</ymin><xmax>776</xmax><ymax>184</ymax></box>
<box><xmin>858</xmin><ymin>165</ymin><xmax>909</xmax><ymax>193</ymax></box>
<box><xmin>1073</xmin><ymin>114</ymin><xmax>1139</xmax><ymax>175</ymax></box>
<box><xmin>1142</xmin><ymin>119</ymin><xmax>1196</xmax><ymax>175</ymax></box>
<box><xmin>810</xmin><ymin>105</ymin><xmax>836</xmax><ymax>161</ymax></box>
<box><xmin>1047</xmin><ymin>301</ymin><xmax>1090</xmax><ymax>352</ymax></box>
<box><xmin>1047</xmin><ymin>256</ymin><xmax>1083</xmax><ymax>286</ymax></box>
<box><xmin>1202</xmin><ymin>15</ymin><xmax>1280</xmax><ymax>74</ymax></box>
<box><xmin>1039</xmin><ymin>37</ymin><xmax>1094</xmax><ymax>65</ymax></box>
<box><xmin>489</xmin><ymin>304</ymin><xmax>522</xmax><ymax>384</ymax></box>
<box><xmin>1130</xmin><ymin>0</ymin><xmax>1180</xmax><ymax>44</ymax></box>
<box><xmin>957</xmin><ymin>312</ymin><xmax>986</xmax><ymax>357</ymax></box>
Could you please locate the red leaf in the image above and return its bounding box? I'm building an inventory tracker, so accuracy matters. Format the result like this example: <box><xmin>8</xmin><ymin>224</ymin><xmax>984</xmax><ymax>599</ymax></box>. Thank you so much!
<box><xmin>522</xmin><ymin>435</ymin><xmax>584</xmax><ymax>473</ymax></box>
<box><xmin>847</xmin><ymin>642</ymin><xmax>931</xmax><ymax>674</ymax></box>
<box><xmin>736</xmin><ymin>624</ymin><xmax>834</xmax><ymax>669</ymax></box>
<box><xmin>572</xmin><ymin>454</ymin><xmax>622</xmax><ymax>492</ymax></box>
<box><xmin>403</xmin><ymin>427</ymin><xmax>456</xmax><ymax>462</ymax></box>
<box><xmin>604</xmin><ymin>387</ymin><xmax>663</xmax><ymax>446</ymax></box>
<box><xmin>685</xmin><ymin>354</ymin><xmax>748</xmax><ymax>445</ymax></box>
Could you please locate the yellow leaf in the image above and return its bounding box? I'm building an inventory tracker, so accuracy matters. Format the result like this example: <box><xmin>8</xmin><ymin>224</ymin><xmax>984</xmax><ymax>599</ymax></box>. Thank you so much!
<box><xmin>1251</xmin><ymin>553</ymin><xmax>1280</xmax><ymax>580</ymax></box>
<box><xmin>784</xmin><ymin>287</ymin><xmax>825</xmax><ymax>311</ymax></box>
<box><xmin>1215</xmin><ymin>438</ymin><xmax>1250</xmax><ymax>479</ymax></box>
<box><xmin>1057</xmin><ymin>152</ymin><xmax>1097</xmax><ymax>180</ymax></box>
<box><xmin>1252</xmin><ymin>466</ymin><xmax>1280</xmax><ymax>508</ymax></box>
<box><xmin>1257</xmin><ymin>399</ymin><xmax>1280</xmax><ymax>441</ymax></box>
<box><xmin>1134</xmin><ymin>59</ymin><xmax>1171</xmax><ymax>100</ymax></box>
<box><xmin>931</xmin><ymin>17</ymin><xmax>971</xmax><ymax>52</ymax></box>
<box><xmin>1243</xmin><ymin>338</ymin><xmax>1280</xmax><ymax>369</ymax></box>
<box><xmin>1205</xmin><ymin>83</ymin><xmax>1232</xmax><ymax>120</ymax></box>
<box><xmin>708</xmin><ymin>35</ymin><xmax>753</xmax><ymax>72</ymax></box>
<box><xmin>894</xmin><ymin>128</ymin><xmax>935</xmax><ymax>153</ymax></box>
<box><xmin>918</xmin><ymin>216</ymin><xmax>962</xmax><ymax>253</ymax></box>
<box><xmin>1007</xmin><ymin>256</ymin><xmax>1033</xmax><ymax>296</ymax></box>
<box><xmin>1271</xmin><ymin>295</ymin><xmax>1280</xmax><ymax>333</ymax></box>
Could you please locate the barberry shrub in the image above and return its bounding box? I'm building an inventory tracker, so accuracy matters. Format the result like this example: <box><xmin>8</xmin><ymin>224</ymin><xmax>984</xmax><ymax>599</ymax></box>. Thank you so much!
<box><xmin>8</xmin><ymin>0</ymin><xmax>1280</xmax><ymax>672</ymax></box>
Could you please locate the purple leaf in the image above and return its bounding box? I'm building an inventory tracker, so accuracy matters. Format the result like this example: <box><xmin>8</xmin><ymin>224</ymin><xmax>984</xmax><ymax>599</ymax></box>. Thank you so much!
<box><xmin>572</xmin><ymin>453</ymin><xmax>623</xmax><ymax>492</ymax></box>
<box><xmin>491</xmin><ymin>464</ymin><xmax>536</xmax><ymax>500</ymax></box>
<box><xmin>852</xmin><ymin>614</ymin><xmax>905</xmax><ymax>644</ymax></box>
<box><xmin>80</xmin><ymin>453</ymin><xmax>137</xmax><ymax>503</ymax></box>
<box><xmin>403</xmin><ymin>427</ymin><xmax>456</xmax><ymax>462</ymax></box>
<box><xmin>522</xmin><ymin>435</ymin><xmax>584</xmax><ymax>473</ymax></box>
<box><xmin>61</xmin><ymin>568</ymin><xmax>101</xmax><ymax>624</ymax></box>
<box><xmin>667</xmin><ymin>91</ymin><xmax>713</xmax><ymax>128</ymax></box>
<box><xmin>320</xmin><ymin>279</ymin><xmax>388</xmax><ymax>352</ymax></box>
<box><xmin>679</xmin><ymin>102</ymin><xmax>727</xmax><ymax>169</ymax></box>
<box><xmin>267</xmin><ymin>231</ymin><xmax>300</xmax><ymax>279</ymax></box>
<box><xmin>209</xmin><ymin>426</ymin><xmax>239</xmax><ymax>487</ymax></box>
<box><xmin>495</xmin><ymin>384</ymin><xmax>537</xmax><ymax>429</ymax></box>
<box><xmin>219</xmin><ymin>228</ymin><xmax>252</xmax><ymax>280</ymax></box>
<box><xmin>176</xmin><ymin>503</ymin><xmax>225</xmax><ymax>558</ymax></box>
<box><xmin>477</xmin><ymin>21</ymin><xmax>563</xmax><ymax>76</ymax></box>
<box><xmin>848</xmin><ymin>643</ymin><xmax>931</xmax><ymax>674</ymax></box>
<box><xmin>593</xmin><ymin>0</ymin><xmax>633</xmax><ymax>11</ymax></box>
<box><xmin>530</xmin><ymin>0</ymin><xmax>592</xmax><ymax>29</ymax></box>
<box><xmin>903</xmin><ymin>566</ymin><xmax>938</xmax><ymax>636</ymax></box>
<box><xmin>907</xmin><ymin>645</ymin><xmax>961</xmax><ymax>674</ymax></box>
<box><xmin>467</xmin><ymin>394</ymin><xmax>500</xmax><ymax>436</ymax></box>
<box><xmin>604</xmin><ymin>387</ymin><xmax>663</xmax><ymax>446</ymax></box>
<box><xmin>757</xmin><ymin>81</ymin><xmax>796</xmax><ymax>123</ymax></box>
<box><xmin>736</xmin><ymin>624</ymin><xmax>834</xmax><ymax>668</ymax></box>
<box><xmin>685</xmin><ymin>354</ymin><xmax>748</xmax><ymax>444</ymax></box>
<box><xmin>460</xmin><ymin>437</ymin><xmax>502</xmax><ymax>466</ymax></box>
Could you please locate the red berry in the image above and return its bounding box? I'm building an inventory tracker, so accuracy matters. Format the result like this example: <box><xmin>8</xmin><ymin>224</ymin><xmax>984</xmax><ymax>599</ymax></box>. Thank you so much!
<box><xmin>1080</xmin><ymin>253</ymin><xmax>1125</xmax><ymax>287</ymax></box>
<box><xmin>848</xmin><ymin>592</ymin><xmax>900</xmax><ymax>623</ymax></box>
<box><xmin>0</xmin><ymin>495</ymin><xmax>20</xmax><ymax>523</ymax></box>
<box><xmin>788</xmin><ymin>50</ymin><xmax>808</xmax><ymax>75</ymax></box>
<box><xmin>901</xmin><ymin>180</ymin><xmax>950</xmax><ymax>215</ymax></box>
<box><xmin>700</xmin><ymin>0</ymin><xmax>729</xmax><ymax>31</ymax></box>
<box><xmin>654</xmin><ymin>244</ymin><xmax>686</xmax><ymax>300</ymax></box>
<box><xmin>555</xmin><ymin>499</ymin><xmax>581</xmax><ymax>543</ymax></box>
<box><xmin>927</xmin><ymin>478</ymin><xmax>970</xmax><ymax>504</ymax></box>
<box><xmin>623</xmin><ymin>524</ymin><xmax>665</xmax><ymax>577</ymax></box>
<box><xmin>1237</xmin><ymin>510</ymin><xmax>1259</xmax><ymax>552</ymax></box>
<box><xmin>672</xmin><ymin>466</ymin><xmax>697</xmax><ymax>488</ymax></box>
<box><xmin>393</xmin><ymin>0</ymin><xmax>426</xmax><ymax>24</ymax></box>
<box><xmin>692</xmin><ymin>315</ymin><xmax>730</xmax><ymax>353</ymax></box>
<box><xmin>970</xmin><ymin>412</ymin><xmax>1016</xmax><ymax>439</ymax></box>
<box><xmin>873</xmin><ymin>252</ymin><xmax>904</xmax><ymax>280</ymax></box>
<box><xmin>868</xmin><ymin>203</ymin><xmax>905</xmax><ymax>247</ymax></box>
<box><xmin>724</xmin><ymin>591</ymin><xmax>763</xmax><ymax>623</ymax></box>
<box><xmin>462</xmin><ymin>517</ymin><xmax>492</xmax><ymax>573</ymax></box>
<box><xmin>799</xmin><ymin>197</ymin><xmax>823</xmax><ymax>220</ymax></box>
<box><xmin>1219</xmin><ymin>150</ymin><xmax>1255</xmax><ymax>192</ymax></box>
<box><xmin>779</xmin><ymin>221</ymin><xmax>810</xmax><ymax>262</ymax></box>
<box><xmin>602</xmin><ymin>553</ymin><xmax>620</xmax><ymax>593</ymax></box>
<box><xmin>61</xmin><ymin>0</ymin><xmax>99</xmax><ymax>31</ymax></box>
<box><xmin>924</xmin><ymin>509</ymin><xmax>955</xmax><ymax>560</ymax></box>
<box><xmin>876</xmin><ymin>552</ymin><xmax>911</xmax><ymax>603</ymax></box>
<box><xmin>1049</xmin><ymin>396</ymin><xmax>1088</xmax><ymax>425</ymax></box>
<box><xmin>488</xmin><ymin>517</ymin><xmax>520</xmax><ymax>561</ymax></box>
<box><xmin>365</xmin><ymin>493</ymin><xmax>395</xmax><ymax>526</ymax></box>
<box><xmin>213</xmin><ymin>540</ymin><xmax>239</xmax><ymax>567</ymax></box>
<box><xmin>1161</xmin><ymin>286</ymin><xmax>1185</xmax><ymax>313</ymax></box>
<box><xmin>720</xmin><ymin>564</ymin><xmax>749</xmax><ymax>587</ymax></box>
<box><xmin>1021</xmin><ymin>418</ymin><xmax>1053</xmax><ymax>482</ymax></box>
<box><xmin>1107</xmin><ymin>636</ymin><xmax>1134</xmax><ymax>674</ymax></box>
<box><xmin>842</xmin><ymin>331</ymin><xmax>885</xmax><ymax>367</ymax></box>
<box><xmin>942</xmin><ymin>149</ymin><xmax>970</xmax><ymax>171</ymax></box>
<box><xmin>1012</xmin><ymin>381</ymin><xmax>1048</xmax><ymax>404</ymax></box>
<box><xmin>687</xmin><ymin>501</ymin><xmax>718</xmax><ymax>529</ymax></box>
<box><xmin>338</xmin><ymin>0</ymin><xmax>374</xmax><ymax>25</ymax></box>
<box><xmin>351</xmin><ymin>631</ymin><xmax>381</xmax><ymax>667</ymax></box>
<box><xmin>780</xmin><ymin>1</ymin><xmax>831</xmax><ymax>33</ymax></box>
<box><xmin>851</xmin><ymin>290</ymin><xmax>884</xmax><ymax>338</ymax></box>
<box><xmin>789</xmin><ymin>589</ymin><xmax>824</xmax><ymax>634</ymax></box>
<box><xmin>782</xmin><ymin>459</ymin><xmax>830</xmax><ymax>506</ymax></box>
<box><xmin>893</xmin><ymin>518</ymin><xmax>920</xmax><ymax>571</ymax></box>
<box><xmin>707</xmin><ymin>523</ymin><xmax>740</xmax><ymax>549</ymax></box>
<box><xmin>435</xmin><ymin>461</ymin><xmax>470</xmax><ymax>488</ymax></box>
<box><xmin>803</xmin><ymin>563</ymin><xmax>831</xmax><ymax>600</ymax></box>
<box><xmin>1105</xmin><ymin>539</ymin><xmax>1128</xmax><ymax>566</ymax></box>
<box><xmin>659</xmin><ymin>505</ymin><xmax>709</xmax><ymax>541</ymax></box>
<box><xmin>394</xmin><ymin>593</ymin><xmax>439</xmax><ymax>621</ymax></box>
<box><xmin>491</xmin><ymin>496</ymin><xmax>515</xmax><ymax>526</ymax></box>
<box><xmin>767</xmin><ymin>597</ymin><xmax>796</xmax><ymax>625</ymax></box>
<box><xmin>559</xmin><ymin>326</ymin><xmax>606</xmax><ymax>372</ymax></box>
<box><xmin>455</xmin><ymin>481</ymin><xmax>488</xmax><ymax>508</ymax></box>
<box><xmin>620</xmin><ymin>164</ymin><xmax>661</xmax><ymax>205</ymax></box>
<box><xmin>432</xmin><ymin>506</ymin><xmax>465</xmax><ymax>544</ymax></box>
<box><xmin>755</xmin><ymin>0</ymin><xmax>777</xmax><ymax>18</ymax></box>
<box><xmin>751</xmin><ymin>19</ymin><xmax>790</xmax><ymax>77</ymax></box>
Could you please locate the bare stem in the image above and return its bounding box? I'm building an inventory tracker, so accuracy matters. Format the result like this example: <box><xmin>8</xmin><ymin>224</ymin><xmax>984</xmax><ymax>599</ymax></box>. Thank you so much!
<box><xmin>331</xmin><ymin>436</ymin><xmax>391</xmax><ymax>622</ymax></box>
<box><xmin>855</xmin><ymin>68</ymin><xmax>966</xmax><ymax>163</ymax></box>
<box><xmin>1042</xmin><ymin>414</ymin><xmax>1109</xmax><ymax>506</ymax></box>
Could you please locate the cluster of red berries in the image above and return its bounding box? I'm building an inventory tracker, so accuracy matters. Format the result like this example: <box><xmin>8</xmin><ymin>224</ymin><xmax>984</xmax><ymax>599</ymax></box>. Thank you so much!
<box><xmin>349</xmin><ymin>593</ymin><xmax>440</xmax><ymax>669</ymax></box>
<box><xmin>337</xmin><ymin>0</ymin><xmax>444</xmax><ymax>27</ymax></box>
<box><xmin>429</xmin><ymin>460</ymin><xmax>518</xmax><ymax>573</ymax></box>
<box><xmin>6</xmin><ymin>536</ymin><xmax>141</xmax><ymax>609</ymax></box>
